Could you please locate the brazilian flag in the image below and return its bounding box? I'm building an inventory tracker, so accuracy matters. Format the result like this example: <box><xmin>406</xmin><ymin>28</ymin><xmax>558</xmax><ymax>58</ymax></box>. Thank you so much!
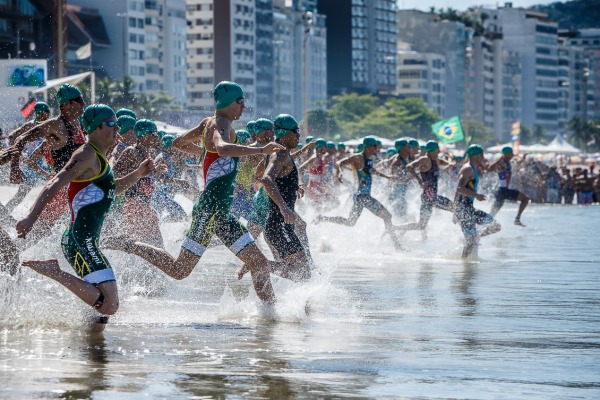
<box><xmin>431</xmin><ymin>116</ymin><xmax>465</xmax><ymax>144</ymax></box>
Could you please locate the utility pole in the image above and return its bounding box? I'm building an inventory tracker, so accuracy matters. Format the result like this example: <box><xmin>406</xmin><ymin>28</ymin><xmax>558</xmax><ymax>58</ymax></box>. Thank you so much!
<box><xmin>303</xmin><ymin>10</ymin><xmax>313</xmax><ymax>136</ymax></box>
<box><xmin>53</xmin><ymin>0</ymin><xmax>67</xmax><ymax>78</ymax></box>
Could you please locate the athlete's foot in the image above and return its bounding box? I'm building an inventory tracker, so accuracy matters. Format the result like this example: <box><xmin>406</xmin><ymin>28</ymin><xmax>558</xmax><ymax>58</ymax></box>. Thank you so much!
<box><xmin>22</xmin><ymin>259</ymin><xmax>61</xmax><ymax>279</ymax></box>
<box><xmin>237</xmin><ymin>265</ymin><xmax>249</xmax><ymax>280</ymax></box>
<box><xmin>102</xmin><ymin>235</ymin><xmax>135</xmax><ymax>252</ymax></box>
<box><xmin>514</xmin><ymin>218</ymin><xmax>526</xmax><ymax>227</ymax></box>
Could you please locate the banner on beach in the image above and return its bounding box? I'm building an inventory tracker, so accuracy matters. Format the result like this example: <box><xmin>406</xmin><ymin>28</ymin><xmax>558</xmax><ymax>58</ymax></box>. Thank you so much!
<box><xmin>431</xmin><ymin>116</ymin><xmax>465</xmax><ymax>144</ymax></box>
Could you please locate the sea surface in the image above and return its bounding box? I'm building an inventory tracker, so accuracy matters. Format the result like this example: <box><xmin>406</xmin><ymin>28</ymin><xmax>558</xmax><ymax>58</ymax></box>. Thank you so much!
<box><xmin>1</xmin><ymin>189</ymin><xmax>599</xmax><ymax>399</ymax></box>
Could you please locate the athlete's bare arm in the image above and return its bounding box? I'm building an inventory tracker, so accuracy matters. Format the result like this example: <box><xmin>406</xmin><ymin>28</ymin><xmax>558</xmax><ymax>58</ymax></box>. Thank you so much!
<box><xmin>115</xmin><ymin>159</ymin><xmax>155</xmax><ymax>195</ymax></box>
<box><xmin>406</xmin><ymin>156</ymin><xmax>428</xmax><ymax>186</ymax></box>
<box><xmin>262</xmin><ymin>151</ymin><xmax>295</xmax><ymax>224</ymax></box>
<box><xmin>211</xmin><ymin>117</ymin><xmax>283</xmax><ymax>157</ymax></box>
<box><xmin>113</xmin><ymin>146</ymin><xmax>144</xmax><ymax>178</ymax></box>
<box><xmin>16</xmin><ymin>145</ymin><xmax>98</xmax><ymax>238</ymax></box>
<box><xmin>172</xmin><ymin>117</ymin><xmax>207</xmax><ymax>155</ymax></box>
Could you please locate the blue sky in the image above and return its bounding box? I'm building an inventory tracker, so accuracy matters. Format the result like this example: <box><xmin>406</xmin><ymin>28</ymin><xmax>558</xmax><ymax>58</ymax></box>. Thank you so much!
<box><xmin>397</xmin><ymin>0</ymin><xmax>558</xmax><ymax>11</ymax></box>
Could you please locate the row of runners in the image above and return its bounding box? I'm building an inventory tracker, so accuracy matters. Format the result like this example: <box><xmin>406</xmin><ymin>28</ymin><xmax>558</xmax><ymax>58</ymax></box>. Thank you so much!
<box><xmin>0</xmin><ymin>81</ymin><xmax>529</xmax><ymax>332</ymax></box>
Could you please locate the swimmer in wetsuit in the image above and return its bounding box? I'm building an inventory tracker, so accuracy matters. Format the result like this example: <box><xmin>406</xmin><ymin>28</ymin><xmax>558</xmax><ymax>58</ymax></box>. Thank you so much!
<box><xmin>260</xmin><ymin>114</ymin><xmax>311</xmax><ymax>282</ymax></box>
<box><xmin>489</xmin><ymin>146</ymin><xmax>529</xmax><ymax>226</ymax></box>
<box><xmin>16</xmin><ymin>104</ymin><xmax>155</xmax><ymax>332</ymax></box>
<box><xmin>453</xmin><ymin>145</ymin><xmax>501</xmax><ymax>258</ymax></box>
<box><xmin>105</xmin><ymin>81</ymin><xmax>286</xmax><ymax>304</ymax></box>
<box><xmin>315</xmin><ymin>136</ymin><xmax>403</xmax><ymax>251</ymax></box>
<box><xmin>395</xmin><ymin>140</ymin><xmax>455</xmax><ymax>232</ymax></box>
<box><xmin>9</xmin><ymin>85</ymin><xmax>87</xmax><ymax>242</ymax></box>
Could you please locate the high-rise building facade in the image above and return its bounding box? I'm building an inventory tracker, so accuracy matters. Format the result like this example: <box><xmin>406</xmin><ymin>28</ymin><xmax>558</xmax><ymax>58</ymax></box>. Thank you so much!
<box><xmin>273</xmin><ymin>6</ymin><xmax>295</xmax><ymax>115</ymax></box>
<box><xmin>186</xmin><ymin>0</ymin><xmax>257</xmax><ymax>117</ymax></box>
<box><xmin>272</xmin><ymin>0</ymin><xmax>327</xmax><ymax>121</ymax></box>
<box><xmin>561</xmin><ymin>28</ymin><xmax>599</xmax><ymax>121</ymax></box>
<box><xmin>320</xmin><ymin>0</ymin><xmax>396</xmax><ymax>97</ymax></box>
<box><xmin>255</xmin><ymin>0</ymin><xmax>274</xmax><ymax>117</ymax></box>
<box><xmin>485</xmin><ymin>5</ymin><xmax>560</xmax><ymax>135</ymax></box>
<box><xmin>397</xmin><ymin>10</ymin><xmax>467</xmax><ymax>118</ymax></box>
<box><xmin>71</xmin><ymin>0</ymin><xmax>187</xmax><ymax>104</ymax></box>
<box><xmin>395</xmin><ymin>48</ymin><xmax>446</xmax><ymax>117</ymax></box>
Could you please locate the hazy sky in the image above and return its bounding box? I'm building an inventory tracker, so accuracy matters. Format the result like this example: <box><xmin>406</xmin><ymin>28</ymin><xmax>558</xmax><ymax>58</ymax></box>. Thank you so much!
<box><xmin>396</xmin><ymin>0</ymin><xmax>558</xmax><ymax>11</ymax></box>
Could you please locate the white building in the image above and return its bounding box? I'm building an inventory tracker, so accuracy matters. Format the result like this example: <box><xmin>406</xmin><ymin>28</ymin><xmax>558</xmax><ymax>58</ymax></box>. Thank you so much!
<box><xmin>395</xmin><ymin>49</ymin><xmax>446</xmax><ymax>117</ymax></box>
<box><xmin>186</xmin><ymin>0</ymin><xmax>257</xmax><ymax>118</ymax></box>
<box><xmin>70</xmin><ymin>0</ymin><xmax>187</xmax><ymax>104</ymax></box>
<box><xmin>561</xmin><ymin>28</ymin><xmax>599</xmax><ymax>121</ymax></box>
<box><xmin>485</xmin><ymin>5</ymin><xmax>560</xmax><ymax>135</ymax></box>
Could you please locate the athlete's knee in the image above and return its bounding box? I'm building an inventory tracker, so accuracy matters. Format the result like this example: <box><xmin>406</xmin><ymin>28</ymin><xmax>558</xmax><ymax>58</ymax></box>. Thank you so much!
<box><xmin>96</xmin><ymin>295</ymin><xmax>119</xmax><ymax>315</ymax></box>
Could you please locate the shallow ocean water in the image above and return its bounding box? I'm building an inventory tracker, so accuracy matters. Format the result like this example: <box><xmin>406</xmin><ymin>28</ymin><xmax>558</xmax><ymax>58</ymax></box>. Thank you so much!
<box><xmin>1</xmin><ymin>193</ymin><xmax>599</xmax><ymax>399</ymax></box>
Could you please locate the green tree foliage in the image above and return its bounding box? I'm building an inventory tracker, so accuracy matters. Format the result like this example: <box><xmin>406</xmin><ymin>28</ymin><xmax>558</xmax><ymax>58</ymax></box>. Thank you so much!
<box><xmin>305</xmin><ymin>108</ymin><xmax>340</xmax><ymax>138</ymax></box>
<box><xmin>567</xmin><ymin>116</ymin><xmax>600</xmax><ymax>151</ymax></box>
<box><xmin>534</xmin><ymin>0</ymin><xmax>600</xmax><ymax>30</ymax></box>
<box><xmin>463</xmin><ymin>116</ymin><xmax>494</xmax><ymax>146</ymax></box>
<box><xmin>324</xmin><ymin>93</ymin><xmax>441</xmax><ymax>140</ymax></box>
<box><xmin>328</xmin><ymin>93</ymin><xmax>378</xmax><ymax>124</ymax></box>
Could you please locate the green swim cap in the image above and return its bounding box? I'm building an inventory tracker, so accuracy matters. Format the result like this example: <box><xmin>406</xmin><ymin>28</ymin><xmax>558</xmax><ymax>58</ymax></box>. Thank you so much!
<box><xmin>273</xmin><ymin>114</ymin><xmax>299</xmax><ymax>139</ymax></box>
<box><xmin>337</xmin><ymin>142</ymin><xmax>346</xmax><ymax>150</ymax></box>
<box><xmin>376</xmin><ymin>139</ymin><xmax>382</xmax><ymax>147</ymax></box>
<box><xmin>254</xmin><ymin>118</ymin><xmax>273</xmax><ymax>134</ymax></box>
<box><xmin>134</xmin><ymin>119</ymin><xmax>158</xmax><ymax>140</ymax></box>
<box><xmin>357</xmin><ymin>144</ymin><xmax>364</xmax><ymax>152</ymax></box>
<box><xmin>394</xmin><ymin>138</ymin><xmax>408</xmax><ymax>151</ymax></box>
<box><xmin>117</xmin><ymin>115</ymin><xmax>136</xmax><ymax>135</ymax></box>
<box><xmin>420</xmin><ymin>145</ymin><xmax>426</xmax><ymax>151</ymax></box>
<box><xmin>425</xmin><ymin>140</ymin><xmax>439</xmax><ymax>153</ymax></box>
<box><xmin>455</xmin><ymin>156</ymin><xmax>464</xmax><ymax>162</ymax></box>
<box><xmin>116</xmin><ymin>108</ymin><xmax>136</xmax><ymax>119</ymax></box>
<box><xmin>326</xmin><ymin>141</ymin><xmax>335</xmax><ymax>149</ymax></box>
<box><xmin>236</xmin><ymin>129</ymin><xmax>251</xmax><ymax>144</ymax></box>
<box><xmin>34</xmin><ymin>101</ymin><xmax>49</xmax><ymax>114</ymax></box>
<box><xmin>81</xmin><ymin>104</ymin><xmax>116</xmax><ymax>134</ymax></box>
<box><xmin>502</xmin><ymin>146</ymin><xmax>513</xmax><ymax>155</ymax></box>
<box><xmin>363</xmin><ymin>136</ymin><xmax>377</xmax><ymax>148</ymax></box>
<box><xmin>156</xmin><ymin>130</ymin><xmax>167</xmax><ymax>140</ymax></box>
<box><xmin>466</xmin><ymin>144</ymin><xmax>484</xmax><ymax>157</ymax></box>
<box><xmin>246</xmin><ymin>120</ymin><xmax>256</xmax><ymax>134</ymax></box>
<box><xmin>387</xmin><ymin>147</ymin><xmax>398</xmax><ymax>156</ymax></box>
<box><xmin>161</xmin><ymin>134</ymin><xmax>176</xmax><ymax>149</ymax></box>
<box><xmin>56</xmin><ymin>84</ymin><xmax>82</xmax><ymax>105</ymax></box>
<box><xmin>409</xmin><ymin>139</ymin><xmax>419</xmax><ymax>148</ymax></box>
<box><xmin>306</xmin><ymin>135</ymin><xmax>314</xmax><ymax>144</ymax></box>
<box><xmin>213</xmin><ymin>81</ymin><xmax>244</xmax><ymax>109</ymax></box>
<box><xmin>314</xmin><ymin>138</ymin><xmax>327</xmax><ymax>149</ymax></box>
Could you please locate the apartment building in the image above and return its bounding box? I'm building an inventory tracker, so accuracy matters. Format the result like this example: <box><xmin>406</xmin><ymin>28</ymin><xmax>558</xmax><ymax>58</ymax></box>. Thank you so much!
<box><xmin>395</xmin><ymin>48</ymin><xmax>446</xmax><ymax>117</ymax></box>
<box><xmin>485</xmin><ymin>5</ymin><xmax>560</xmax><ymax>134</ymax></box>
<box><xmin>397</xmin><ymin>10</ymin><xmax>467</xmax><ymax>118</ymax></box>
<box><xmin>320</xmin><ymin>0</ymin><xmax>397</xmax><ymax>97</ymax></box>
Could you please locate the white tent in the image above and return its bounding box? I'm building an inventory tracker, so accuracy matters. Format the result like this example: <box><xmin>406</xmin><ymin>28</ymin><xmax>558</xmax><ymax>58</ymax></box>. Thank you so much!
<box><xmin>487</xmin><ymin>134</ymin><xmax>581</xmax><ymax>155</ymax></box>
<box><xmin>544</xmin><ymin>134</ymin><xmax>581</xmax><ymax>154</ymax></box>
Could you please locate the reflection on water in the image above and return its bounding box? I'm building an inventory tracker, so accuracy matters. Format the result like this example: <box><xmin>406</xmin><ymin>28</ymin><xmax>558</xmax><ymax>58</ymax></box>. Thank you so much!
<box><xmin>452</xmin><ymin>261</ymin><xmax>478</xmax><ymax>317</ymax></box>
<box><xmin>1</xmin><ymin>206</ymin><xmax>599</xmax><ymax>398</ymax></box>
<box><xmin>59</xmin><ymin>335</ymin><xmax>108</xmax><ymax>400</ymax></box>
